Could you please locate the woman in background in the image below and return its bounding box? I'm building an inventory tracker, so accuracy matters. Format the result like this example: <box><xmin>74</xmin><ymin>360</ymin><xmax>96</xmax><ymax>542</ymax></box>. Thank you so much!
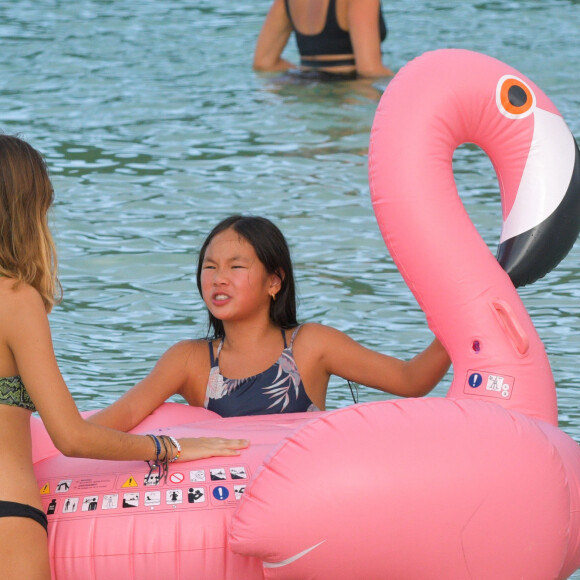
<box><xmin>253</xmin><ymin>0</ymin><xmax>393</xmax><ymax>78</ymax></box>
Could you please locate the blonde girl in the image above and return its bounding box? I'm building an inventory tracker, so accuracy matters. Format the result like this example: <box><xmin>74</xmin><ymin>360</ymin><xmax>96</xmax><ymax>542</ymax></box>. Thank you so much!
<box><xmin>0</xmin><ymin>135</ymin><xmax>248</xmax><ymax>580</ymax></box>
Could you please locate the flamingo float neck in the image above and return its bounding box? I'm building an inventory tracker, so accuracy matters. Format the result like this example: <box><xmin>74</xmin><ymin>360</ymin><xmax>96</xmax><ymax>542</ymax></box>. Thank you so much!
<box><xmin>369</xmin><ymin>49</ymin><xmax>580</xmax><ymax>425</ymax></box>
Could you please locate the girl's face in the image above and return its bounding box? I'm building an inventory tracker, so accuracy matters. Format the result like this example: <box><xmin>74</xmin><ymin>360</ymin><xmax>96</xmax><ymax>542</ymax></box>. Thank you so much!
<box><xmin>200</xmin><ymin>228</ymin><xmax>280</xmax><ymax>323</ymax></box>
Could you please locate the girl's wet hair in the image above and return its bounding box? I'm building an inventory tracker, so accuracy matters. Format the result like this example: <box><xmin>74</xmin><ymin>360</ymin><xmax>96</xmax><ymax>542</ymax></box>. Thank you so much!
<box><xmin>0</xmin><ymin>134</ymin><xmax>61</xmax><ymax>310</ymax></box>
<box><xmin>196</xmin><ymin>215</ymin><xmax>298</xmax><ymax>339</ymax></box>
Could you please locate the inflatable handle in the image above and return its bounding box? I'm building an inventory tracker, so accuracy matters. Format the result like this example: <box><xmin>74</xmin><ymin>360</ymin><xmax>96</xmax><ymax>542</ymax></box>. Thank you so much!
<box><xmin>491</xmin><ymin>299</ymin><xmax>529</xmax><ymax>355</ymax></box>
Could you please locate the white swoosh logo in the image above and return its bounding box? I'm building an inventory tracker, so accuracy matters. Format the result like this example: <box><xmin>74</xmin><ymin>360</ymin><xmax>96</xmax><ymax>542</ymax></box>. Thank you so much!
<box><xmin>263</xmin><ymin>541</ymin><xmax>326</xmax><ymax>568</ymax></box>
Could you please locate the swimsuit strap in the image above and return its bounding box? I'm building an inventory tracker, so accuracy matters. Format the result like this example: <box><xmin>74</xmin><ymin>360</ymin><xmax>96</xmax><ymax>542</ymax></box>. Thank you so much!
<box><xmin>326</xmin><ymin>0</ymin><xmax>339</xmax><ymax>30</ymax></box>
<box><xmin>210</xmin><ymin>326</ymin><xmax>299</xmax><ymax>367</ymax></box>
<box><xmin>288</xmin><ymin>325</ymin><xmax>302</xmax><ymax>349</ymax></box>
<box><xmin>208</xmin><ymin>340</ymin><xmax>215</xmax><ymax>366</ymax></box>
<box><xmin>284</xmin><ymin>0</ymin><xmax>338</xmax><ymax>36</ymax></box>
<box><xmin>208</xmin><ymin>338</ymin><xmax>225</xmax><ymax>367</ymax></box>
<box><xmin>300</xmin><ymin>57</ymin><xmax>356</xmax><ymax>68</ymax></box>
<box><xmin>216</xmin><ymin>338</ymin><xmax>224</xmax><ymax>359</ymax></box>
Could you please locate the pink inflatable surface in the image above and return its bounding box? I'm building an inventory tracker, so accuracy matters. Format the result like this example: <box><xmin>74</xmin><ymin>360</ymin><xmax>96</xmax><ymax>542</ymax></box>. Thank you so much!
<box><xmin>33</xmin><ymin>49</ymin><xmax>580</xmax><ymax>579</ymax></box>
<box><xmin>33</xmin><ymin>405</ymin><xmax>321</xmax><ymax>579</ymax></box>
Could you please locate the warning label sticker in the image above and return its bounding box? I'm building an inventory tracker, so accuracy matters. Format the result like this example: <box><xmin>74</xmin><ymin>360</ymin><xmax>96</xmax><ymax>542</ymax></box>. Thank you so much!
<box><xmin>39</xmin><ymin>464</ymin><xmax>250</xmax><ymax>519</ymax></box>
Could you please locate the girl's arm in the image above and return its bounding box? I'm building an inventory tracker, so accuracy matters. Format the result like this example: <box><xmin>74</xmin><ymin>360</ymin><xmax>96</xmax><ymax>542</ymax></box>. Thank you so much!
<box><xmin>253</xmin><ymin>0</ymin><xmax>295</xmax><ymax>71</ymax></box>
<box><xmin>348</xmin><ymin>0</ymin><xmax>394</xmax><ymax>77</ymax></box>
<box><xmin>299</xmin><ymin>323</ymin><xmax>450</xmax><ymax>401</ymax></box>
<box><xmin>5</xmin><ymin>285</ymin><xmax>247</xmax><ymax>461</ymax></box>
<box><xmin>88</xmin><ymin>340</ymin><xmax>204</xmax><ymax>432</ymax></box>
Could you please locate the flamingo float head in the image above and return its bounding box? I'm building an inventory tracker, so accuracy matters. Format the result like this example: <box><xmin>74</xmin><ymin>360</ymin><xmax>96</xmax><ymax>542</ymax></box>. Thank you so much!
<box><xmin>369</xmin><ymin>49</ymin><xmax>580</xmax><ymax>424</ymax></box>
<box><xmin>494</xmin><ymin>74</ymin><xmax>580</xmax><ymax>286</ymax></box>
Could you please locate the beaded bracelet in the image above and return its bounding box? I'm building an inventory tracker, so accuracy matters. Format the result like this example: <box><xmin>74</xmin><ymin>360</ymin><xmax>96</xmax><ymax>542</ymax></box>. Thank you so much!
<box><xmin>161</xmin><ymin>436</ymin><xmax>172</xmax><ymax>482</ymax></box>
<box><xmin>167</xmin><ymin>436</ymin><xmax>181</xmax><ymax>463</ymax></box>
<box><xmin>144</xmin><ymin>434</ymin><xmax>181</xmax><ymax>483</ymax></box>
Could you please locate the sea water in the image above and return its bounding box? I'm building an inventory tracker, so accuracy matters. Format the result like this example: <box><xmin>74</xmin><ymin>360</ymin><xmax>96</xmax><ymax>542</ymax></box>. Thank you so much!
<box><xmin>2</xmin><ymin>0</ymin><xmax>580</xmax><ymax>570</ymax></box>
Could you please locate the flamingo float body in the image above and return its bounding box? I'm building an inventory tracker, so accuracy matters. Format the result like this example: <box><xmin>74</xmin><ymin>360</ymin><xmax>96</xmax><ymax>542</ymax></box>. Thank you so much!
<box><xmin>32</xmin><ymin>50</ymin><xmax>580</xmax><ymax>579</ymax></box>
<box><xmin>228</xmin><ymin>50</ymin><xmax>580</xmax><ymax>579</ymax></box>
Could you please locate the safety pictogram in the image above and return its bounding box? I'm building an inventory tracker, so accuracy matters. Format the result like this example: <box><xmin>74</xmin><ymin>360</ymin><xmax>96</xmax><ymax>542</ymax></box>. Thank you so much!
<box><xmin>188</xmin><ymin>488</ymin><xmax>205</xmax><ymax>503</ymax></box>
<box><xmin>62</xmin><ymin>497</ymin><xmax>79</xmax><ymax>513</ymax></box>
<box><xmin>190</xmin><ymin>469</ymin><xmax>206</xmax><ymax>482</ymax></box>
<box><xmin>122</xmin><ymin>492</ymin><xmax>139</xmax><ymax>508</ymax></box>
<box><xmin>230</xmin><ymin>467</ymin><xmax>247</xmax><ymax>480</ymax></box>
<box><xmin>166</xmin><ymin>489</ymin><xmax>183</xmax><ymax>505</ymax></box>
<box><xmin>56</xmin><ymin>480</ymin><xmax>72</xmax><ymax>493</ymax></box>
<box><xmin>82</xmin><ymin>496</ymin><xmax>99</xmax><ymax>511</ymax></box>
<box><xmin>144</xmin><ymin>491</ymin><xmax>161</xmax><ymax>507</ymax></box>
<box><xmin>102</xmin><ymin>494</ymin><xmax>119</xmax><ymax>510</ymax></box>
<box><xmin>210</xmin><ymin>468</ymin><xmax>226</xmax><ymax>481</ymax></box>
<box><xmin>169</xmin><ymin>472</ymin><xmax>184</xmax><ymax>484</ymax></box>
<box><xmin>122</xmin><ymin>476</ymin><xmax>138</xmax><ymax>488</ymax></box>
<box><xmin>212</xmin><ymin>486</ymin><xmax>229</xmax><ymax>501</ymax></box>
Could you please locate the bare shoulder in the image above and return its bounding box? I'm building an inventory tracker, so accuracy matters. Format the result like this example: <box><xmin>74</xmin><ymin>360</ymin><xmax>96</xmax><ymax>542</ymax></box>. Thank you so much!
<box><xmin>296</xmin><ymin>322</ymin><xmax>345</xmax><ymax>339</ymax></box>
<box><xmin>157</xmin><ymin>338</ymin><xmax>211</xmax><ymax>406</ymax></box>
<box><xmin>0</xmin><ymin>279</ymin><xmax>52</xmax><ymax>377</ymax></box>
<box><xmin>160</xmin><ymin>338</ymin><xmax>209</xmax><ymax>367</ymax></box>
<box><xmin>295</xmin><ymin>322</ymin><xmax>364</xmax><ymax>360</ymax></box>
<box><xmin>0</xmin><ymin>279</ymin><xmax>46</xmax><ymax>328</ymax></box>
<box><xmin>0</xmin><ymin>278</ymin><xmax>44</xmax><ymax>309</ymax></box>
<box><xmin>293</xmin><ymin>322</ymin><xmax>348</xmax><ymax>352</ymax></box>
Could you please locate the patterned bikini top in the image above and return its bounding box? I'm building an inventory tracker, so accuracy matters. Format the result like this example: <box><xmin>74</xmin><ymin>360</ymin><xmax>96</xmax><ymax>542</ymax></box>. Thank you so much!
<box><xmin>204</xmin><ymin>325</ymin><xmax>319</xmax><ymax>417</ymax></box>
<box><xmin>0</xmin><ymin>375</ymin><xmax>36</xmax><ymax>412</ymax></box>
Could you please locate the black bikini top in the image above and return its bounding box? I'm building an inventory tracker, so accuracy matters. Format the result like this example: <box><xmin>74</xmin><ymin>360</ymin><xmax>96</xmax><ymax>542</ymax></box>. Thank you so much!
<box><xmin>285</xmin><ymin>0</ymin><xmax>387</xmax><ymax>62</ymax></box>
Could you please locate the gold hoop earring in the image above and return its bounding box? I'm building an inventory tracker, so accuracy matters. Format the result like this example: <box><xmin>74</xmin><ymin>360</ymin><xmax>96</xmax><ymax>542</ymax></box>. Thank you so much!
<box><xmin>270</xmin><ymin>292</ymin><xmax>277</xmax><ymax>302</ymax></box>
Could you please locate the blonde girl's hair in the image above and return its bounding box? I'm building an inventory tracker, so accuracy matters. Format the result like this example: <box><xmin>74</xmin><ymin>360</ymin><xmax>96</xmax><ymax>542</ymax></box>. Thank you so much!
<box><xmin>0</xmin><ymin>135</ymin><xmax>62</xmax><ymax>311</ymax></box>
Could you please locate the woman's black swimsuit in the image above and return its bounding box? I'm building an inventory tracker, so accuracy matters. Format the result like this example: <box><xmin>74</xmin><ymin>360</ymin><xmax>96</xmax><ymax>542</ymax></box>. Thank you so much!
<box><xmin>284</xmin><ymin>0</ymin><xmax>387</xmax><ymax>69</ymax></box>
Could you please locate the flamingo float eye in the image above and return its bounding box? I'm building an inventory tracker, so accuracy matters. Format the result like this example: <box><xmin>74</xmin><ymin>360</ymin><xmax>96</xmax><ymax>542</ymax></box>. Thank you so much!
<box><xmin>496</xmin><ymin>75</ymin><xmax>536</xmax><ymax>119</ymax></box>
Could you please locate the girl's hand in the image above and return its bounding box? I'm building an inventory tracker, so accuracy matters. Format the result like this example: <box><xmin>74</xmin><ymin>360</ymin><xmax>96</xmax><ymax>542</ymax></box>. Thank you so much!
<box><xmin>177</xmin><ymin>437</ymin><xmax>250</xmax><ymax>461</ymax></box>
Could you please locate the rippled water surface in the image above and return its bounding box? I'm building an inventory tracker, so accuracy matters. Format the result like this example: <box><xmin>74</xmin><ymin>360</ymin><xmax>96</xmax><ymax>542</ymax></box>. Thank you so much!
<box><xmin>3</xmin><ymin>0</ymin><xmax>580</xmax><ymax>529</ymax></box>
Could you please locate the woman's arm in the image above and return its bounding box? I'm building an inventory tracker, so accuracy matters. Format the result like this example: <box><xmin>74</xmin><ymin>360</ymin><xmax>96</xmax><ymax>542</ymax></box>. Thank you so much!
<box><xmin>5</xmin><ymin>285</ymin><xmax>247</xmax><ymax>461</ymax></box>
<box><xmin>298</xmin><ymin>323</ymin><xmax>450</xmax><ymax>402</ymax></box>
<box><xmin>348</xmin><ymin>0</ymin><xmax>394</xmax><ymax>77</ymax></box>
<box><xmin>88</xmin><ymin>340</ymin><xmax>204</xmax><ymax>432</ymax></box>
<box><xmin>253</xmin><ymin>0</ymin><xmax>296</xmax><ymax>71</ymax></box>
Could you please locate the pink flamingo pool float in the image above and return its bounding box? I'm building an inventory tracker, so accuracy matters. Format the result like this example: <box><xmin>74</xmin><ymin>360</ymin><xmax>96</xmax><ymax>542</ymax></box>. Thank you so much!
<box><xmin>33</xmin><ymin>49</ymin><xmax>580</xmax><ymax>579</ymax></box>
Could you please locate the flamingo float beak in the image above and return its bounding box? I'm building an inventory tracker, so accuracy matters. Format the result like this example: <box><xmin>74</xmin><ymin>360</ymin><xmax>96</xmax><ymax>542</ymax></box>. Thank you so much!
<box><xmin>497</xmin><ymin>106</ymin><xmax>580</xmax><ymax>287</ymax></box>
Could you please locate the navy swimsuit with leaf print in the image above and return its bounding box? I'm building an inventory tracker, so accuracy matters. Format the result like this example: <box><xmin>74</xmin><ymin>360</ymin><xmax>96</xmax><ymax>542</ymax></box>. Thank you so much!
<box><xmin>204</xmin><ymin>325</ymin><xmax>319</xmax><ymax>417</ymax></box>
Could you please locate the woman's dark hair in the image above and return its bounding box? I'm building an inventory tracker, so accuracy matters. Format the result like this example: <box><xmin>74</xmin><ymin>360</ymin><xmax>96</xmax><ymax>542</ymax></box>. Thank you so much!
<box><xmin>196</xmin><ymin>215</ymin><xmax>297</xmax><ymax>339</ymax></box>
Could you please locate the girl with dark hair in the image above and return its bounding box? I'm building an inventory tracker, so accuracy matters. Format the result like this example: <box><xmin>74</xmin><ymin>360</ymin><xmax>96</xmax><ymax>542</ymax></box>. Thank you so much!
<box><xmin>91</xmin><ymin>215</ymin><xmax>449</xmax><ymax>426</ymax></box>
<box><xmin>195</xmin><ymin>215</ymin><xmax>298</xmax><ymax>339</ymax></box>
